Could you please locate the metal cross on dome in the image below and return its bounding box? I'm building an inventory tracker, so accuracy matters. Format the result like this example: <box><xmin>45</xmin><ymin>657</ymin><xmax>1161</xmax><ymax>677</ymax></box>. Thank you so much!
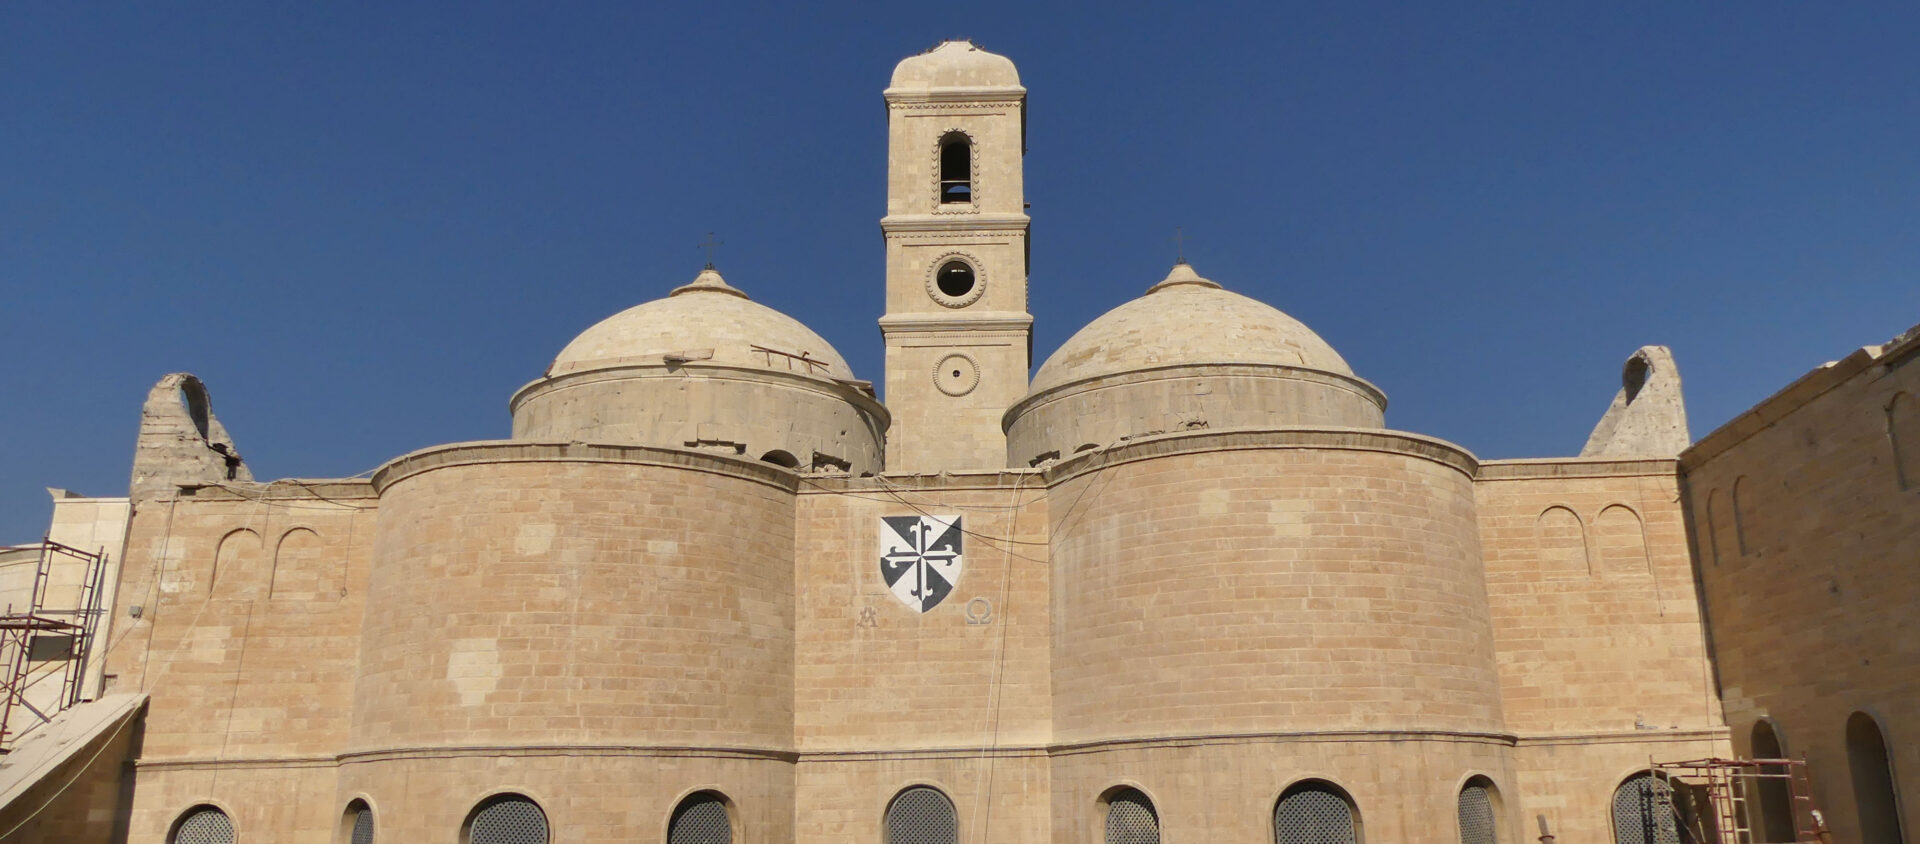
<box><xmin>698</xmin><ymin>232</ymin><xmax>723</xmax><ymax>269</ymax></box>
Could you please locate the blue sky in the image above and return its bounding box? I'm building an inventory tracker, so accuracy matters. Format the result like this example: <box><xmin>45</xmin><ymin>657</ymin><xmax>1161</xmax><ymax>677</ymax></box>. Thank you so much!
<box><xmin>4</xmin><ymin>2</ymin><xmax>1917</xmax><ymax>540</ymax></box>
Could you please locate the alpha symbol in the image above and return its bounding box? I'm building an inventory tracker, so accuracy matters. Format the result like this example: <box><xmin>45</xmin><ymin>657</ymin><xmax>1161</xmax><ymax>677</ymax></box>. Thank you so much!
<box><xmin>879</xmin><ymin>515</ymin><xmax>964</xmax><ymax>613</ymax></box>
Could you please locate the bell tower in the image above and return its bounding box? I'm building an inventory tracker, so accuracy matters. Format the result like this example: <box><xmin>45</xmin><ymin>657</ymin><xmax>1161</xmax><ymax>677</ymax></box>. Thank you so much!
<box><xmin>880</xmin><ymin>41</ymin><xmax>1031</xmax><ymax>473</ymax></box>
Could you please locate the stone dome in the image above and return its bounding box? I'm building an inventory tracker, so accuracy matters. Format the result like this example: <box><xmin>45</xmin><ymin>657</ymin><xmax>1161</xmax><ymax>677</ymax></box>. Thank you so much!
<box><xmin>549</xmin><ymin>267</ymin><xmax>853</xmax><ymax>380</ymax></box>
<box><xmin>1028</xmin><ymin>263</ymin><xmax>1354</xmax><ymax>395</ymax></box>
<box><xmin>889</xmin><ymin>40</ymin><xmax>1021</xmax><ymax>90</ymax></box>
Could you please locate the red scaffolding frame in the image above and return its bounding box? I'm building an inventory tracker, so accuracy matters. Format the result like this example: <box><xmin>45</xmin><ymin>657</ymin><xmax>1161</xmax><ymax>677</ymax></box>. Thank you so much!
<box><xmin>1651</xmin><ymin>757</ymin><xmax>1832</xmax><ymax>844</ymax></box>
<box><xmin>0</xmin><ymin>538</ymin><xmax>108</xmax><ymax>751</ymax></box>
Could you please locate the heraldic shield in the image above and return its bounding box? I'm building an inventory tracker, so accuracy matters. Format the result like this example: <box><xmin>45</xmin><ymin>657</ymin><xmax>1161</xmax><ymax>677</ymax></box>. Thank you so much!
<box><xmin>879</xmin><ymin>515</ymin><xmax>964</xmax><ymax>613</ymax></box>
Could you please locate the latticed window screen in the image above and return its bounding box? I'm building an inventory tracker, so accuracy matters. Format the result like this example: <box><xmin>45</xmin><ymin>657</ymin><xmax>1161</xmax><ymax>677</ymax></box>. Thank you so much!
<box><xmin>171</xmin><ymin>807</ymin><xmax>234</xmax><ymax>844</ymax></box>
<box><xmin>1458</xmin><ymin>783</ymin><xmax>1497</xmax><ymax>844</ymax></box>
<box><xmin>470</xmin><ymin>796</ymin><xmax>549</xmax><ymax>844</ymax></box>
<box><xmin>669</xmin><ymin>793</ymin><xmax>733</xmax><ymax>844</ymax></box>
<box><xmin>1105</xmin><ymin>788</ymin><xmax>1161</xmax><ymax>844</ymax></box>
<box><xmin>1273</xmin><ymin>786</ymin><xmax>1357</xmax><ymax>844</ymax></box>
<box><xmin>1611</xmin><ymin>774</ymin><xmax>1680</xmax><ymax>844</ymax></box>
<box><xmin>350</xmin><ymin>803</ymin><xmax>375</xmax><ymax>844</ymax></box>
<box><xmin>886</xmin><ymin>786</ymin><xmax>958</xmax><ymax>844</ymax></box>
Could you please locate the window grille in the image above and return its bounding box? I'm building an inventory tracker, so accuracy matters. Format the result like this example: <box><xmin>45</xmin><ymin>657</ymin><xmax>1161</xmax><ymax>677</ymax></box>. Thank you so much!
<box><xmin>1611</xmin><ymin>774</ymin><xmax>1680</xmax><ymax>844</ymax></box>
<box><xmin>1105</xmin><ymin>788</ymin><xmax>1160</xmax><ymax>844</ymax></box>
<box><xmin>1273</xmin><ymin>786</ymin><xmax>1356</xmax><ymax>844</ymax></box>
<box><xmin>171</xmin><ymin>807</ymin><xmax>234</xmax><ymax>844</ymax></box>
<box><xmin>470</xmin><ymin>796</ymin><xmax>549</xmax><ymax>844</ymax></box>
<box><xmin>669</xmin><ymin>792</ymin><xmax>733</xmax><ymax>844</ymax></box>
<box><xmin>350</xmin><ymin>804</ymin><xmax>375</xmax><ymax>844</ymax></box>
<box><xmin>1458</xmin><ymin>783</ymin><xmax>1496</xmax><ymax>844</ymax></box>
<box><xmin>886</xmin><ymin>786</ymin><xmax>957</xmax><ymax>844</ymax></box>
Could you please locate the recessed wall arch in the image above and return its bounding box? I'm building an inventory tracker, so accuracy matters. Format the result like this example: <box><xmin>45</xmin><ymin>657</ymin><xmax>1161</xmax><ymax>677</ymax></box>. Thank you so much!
<box><xmin>1534</xmin><ymin>505</ymin><xmax>1591</xmax><ymax>578</ymax></box>
<box><xmin>210</xmin><ymin>528</ymin><xmax>262</xmax><ymax>596</ymax></box>
<box><xmin>1705</xmin><ymin>488</ymin><xmax>1730</xmax><ymax>567</ymax></box>
<box><xmin>1889</xmin><ymin>391</ymin><xmax>1920</xmax><ymax>491</ymax></box>
<box><xmin>270</xmin><ymin>526</ymin><xmax>338</xmax><ymax>601</ymax></box>
<box><xmin>1594</xmin><ymin>503</ymin><xmax>1652</xmax><ymax>577</ymax></box>
<box><xmin>1730</xmin><ymin>476</ymin><xmax>1754</xmax><ymax>556</ymax></box>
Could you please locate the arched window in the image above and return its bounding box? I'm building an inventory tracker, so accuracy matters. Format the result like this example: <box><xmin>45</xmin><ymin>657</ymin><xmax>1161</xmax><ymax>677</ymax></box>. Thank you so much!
<box><xmin>1104</xmin><ymin>787</ymin><xmax>1160</xmax><ymax>844</ymax></box>
<box><xmin>343</xmin><ymin>799</ymin><xmax>375</xmax><ymax>844</ymax></box>
<box><xmin>170</xmin><ymin>805</ymin><xmax>234</xmax><ymax>844</ymax></box>
<box><xmin>1847</xmin><ymin>712</ymin><xmax>1906</xmax><ymax>844</ymax></box>
<box><xmin>886</xmin><ymin>786</ymin><xmax>957</xmax><ymax>844</ymax></box>
<box><xmin>1273</xmin><ymin>780</ymin><xmax>1359</xmax><ymax>844</ymax></box>
<box><xmin>1611</xmin><ymin>773</ymin><xmax>1681</xmax><ymax>844</ymax></box>
<box><xmin>466</xmin><ymin>794</ymin><xmax>548</xmax><ymax>844</ymax></box>
<box><xmin>760</xmin><ymin>449</ymin><xmax>799</xmax><ymax>469</ymax></box>
<box><xmin>1749</xmin><ymin>721</ymin><xmax>1796</xmax><ymax>842</ymax></box>
<box><xmin>668</xmin><ymin>791</ymin><xmax>733</xmax><ymax>844</ymax></box>
<box><xmin>938</xmin><ymin>133</ymin><xmax>971</xmax><ymax>204</ymax></box>
<box><xmin>1457</xmin><ymin>777</ymin><xmax>1499</xmax><ymax>844</ymax></box>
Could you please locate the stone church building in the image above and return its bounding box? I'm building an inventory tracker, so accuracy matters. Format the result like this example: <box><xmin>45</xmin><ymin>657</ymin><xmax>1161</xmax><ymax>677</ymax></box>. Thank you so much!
<box><xmin>1</xmin><ymin>41</ymin><xmax>1915</xmax><ymax>844</ymax></box>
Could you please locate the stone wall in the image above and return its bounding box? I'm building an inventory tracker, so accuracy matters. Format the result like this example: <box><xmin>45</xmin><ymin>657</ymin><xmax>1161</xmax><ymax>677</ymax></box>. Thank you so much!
<box><xmin>1474</xmin><ymin>457</ymin><xmax>1728</xmax><ymax>840</ymax></box>
<box><xmin>793</xmin><ymin>472</ymin><xmax>1051</xmax><ymax>842</ymax></box>
<box><xmin>1683</xmin><ymin>327</ymin><xmax>1920</xmax><ymax>843</ymax></box>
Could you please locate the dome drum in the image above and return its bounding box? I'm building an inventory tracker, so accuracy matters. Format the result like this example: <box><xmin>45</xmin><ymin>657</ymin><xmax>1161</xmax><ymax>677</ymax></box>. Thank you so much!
<box><xmin>512</xmin><ymin>362</ymin><xmax>888</xmax><ymax>474</ymax></box>
<box><xmin>1004</xmin><ymin>362</ymin><xmax>1385</xmax><ymax>467</ymax></box>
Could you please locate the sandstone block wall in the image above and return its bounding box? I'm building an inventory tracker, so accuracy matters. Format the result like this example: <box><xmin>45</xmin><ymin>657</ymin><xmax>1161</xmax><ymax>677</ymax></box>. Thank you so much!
<box><xmin>356</xmin><ymin>443</ymin><xmax>797</xmax><ymax>751</ymax></box>
<box><xmin>1683</xmin><ymin>331</ymin><xmax>1920</xmax><ymax>844</ymax></box>
<box><xmin>1048</xmin><ymin>430</ymin><xmax>1502</xmax><ymax>744</ymax></box>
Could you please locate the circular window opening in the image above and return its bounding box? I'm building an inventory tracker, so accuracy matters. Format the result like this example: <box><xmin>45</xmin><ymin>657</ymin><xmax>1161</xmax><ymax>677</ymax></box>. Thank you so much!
<box><xmin>937</xmin><ymin>261</ymin><xmax>976</xmax><ymax>298</ymax></box>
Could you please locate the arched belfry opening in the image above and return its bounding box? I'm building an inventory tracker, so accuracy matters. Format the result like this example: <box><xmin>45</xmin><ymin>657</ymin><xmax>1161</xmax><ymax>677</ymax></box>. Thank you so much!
<box><xmin>939</xmin><ymin>132</ymin><xmax>971</xmax><ymax>203</ymax></box>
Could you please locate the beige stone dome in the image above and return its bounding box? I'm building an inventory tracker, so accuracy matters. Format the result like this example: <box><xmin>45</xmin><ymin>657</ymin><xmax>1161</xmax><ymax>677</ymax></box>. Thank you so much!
<box><xmin>1028</xmin><ymin>263</ymin><xmax>1354</xmax><ymax>395</ymax></box>
<box><xmin>549</xmin><ymin>267</ymin><xmax>853</xmax><ymax>380</ymax></box>
<box><xmin>889</xmin><ymin>40</ymin><xmax>1021</xmax><ymax>90</ymax></box>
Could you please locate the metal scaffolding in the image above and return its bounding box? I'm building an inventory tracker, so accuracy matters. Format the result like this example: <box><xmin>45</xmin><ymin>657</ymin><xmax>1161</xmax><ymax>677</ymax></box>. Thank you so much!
<box><xmin>0</xmin><ymin>538</ymin><xmax>109</xmax><ymax>751</ymax></box>
<box><xmin>1652</xmin><ymin>757</ymin><xmax>1831</xmax><ymax>844</ymax></box>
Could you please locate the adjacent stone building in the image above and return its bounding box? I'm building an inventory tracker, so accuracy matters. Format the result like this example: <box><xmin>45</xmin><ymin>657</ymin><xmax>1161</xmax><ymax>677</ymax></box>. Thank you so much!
<box><xmin>0</xmin><ymin>40</ymin><xmax>1913</xmax><ymax>844</ymax></box>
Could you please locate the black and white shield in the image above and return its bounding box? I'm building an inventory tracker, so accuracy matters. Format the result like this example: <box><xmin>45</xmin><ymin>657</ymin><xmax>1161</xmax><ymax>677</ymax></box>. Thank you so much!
<box><xmin>879</xmin><ymin>515</ymin><xmax>964</xmax><ymax>613</ymax></box>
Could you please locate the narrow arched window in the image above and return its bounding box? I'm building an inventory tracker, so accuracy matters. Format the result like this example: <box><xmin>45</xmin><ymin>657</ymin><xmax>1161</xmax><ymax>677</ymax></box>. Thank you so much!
<box><xmin>343</xmin><ymin>799</ymin><xmax>376</xmax><ymax>844</ymax></box>
<box><xmin>170</xmin><ymin>805</ymin><xmax>234</xmax><ymax>844</ymax></box>
<box><xmin>1847</xmin><ymin>712</ymin><xmax>1907</xmax><ymax>844</ymax></box>
<box><xmin>1749</xmin><ymin>721</ymin><xmax>1796</xmax><ymax>842</ymax></box>
<box><xmin>466</xmin><ymin>794</ymin><xmax>548</xmax><ymax>844</ymax></box>
<box><xmin>886</xmin><ymin>786</ymin><xmax>957</xmax><ymax>844</ymax></box>
<box><xmin>1610</xmin><ymin>773</ymin><xmax>1681</xmax><ymax>844</ymax></box>
<box><xmin>939</xmin><ymin>133</ymin><xmax>971</xmax><ymax>204</ymax></box>
<box><xmin>1105</xmin><ymin>787</ymin><xmax>1160</xmax><ymax>844</ymax></box>
<box><xmin>1274</xmin><ymin>780</ymin><xmax>1358</xmax><ymax>844</ymax></box>
<box><xmin>1457</xmin><ymin>777</ymin><xmax>1498</xmax><ymax>844</ymax></box>
<box><xmin>668</xmin><ymin>791</ymin><xmax>733</xmax><ymax>844</ymax></box>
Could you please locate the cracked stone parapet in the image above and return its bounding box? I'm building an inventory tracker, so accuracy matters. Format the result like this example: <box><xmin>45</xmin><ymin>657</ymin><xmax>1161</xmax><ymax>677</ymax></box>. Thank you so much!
<box><xmin>1581</xmin><ymin>346</ymin><xmax>1691</xmax><ymax>457</ymax></box>
<box><xmin>128</xmin><ymin>373</ymin><xmax>251</xmax><ymax>499</ymax></box>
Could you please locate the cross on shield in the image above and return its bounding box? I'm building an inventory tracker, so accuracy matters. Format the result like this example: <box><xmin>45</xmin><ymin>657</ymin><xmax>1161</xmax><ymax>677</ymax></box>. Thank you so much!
<box><xmin>879</xmin><ymin>515</ymin><xmax>964</xmax><ymax>613</ymax></box>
